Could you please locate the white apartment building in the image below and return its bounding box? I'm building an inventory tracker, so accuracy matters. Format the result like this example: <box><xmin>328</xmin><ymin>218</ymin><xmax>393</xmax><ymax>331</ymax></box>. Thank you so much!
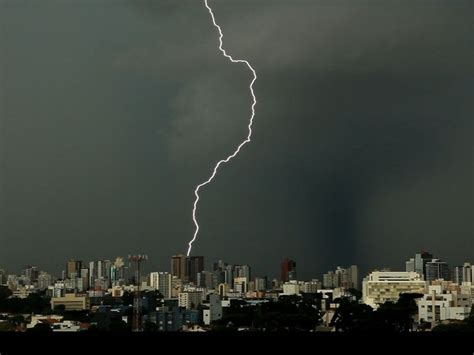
<box><xmin>417</xmin><ymin>285</ymin><xmax>472</xmax><ymax>323</ymax></box>
<box><xmin>362</xmin><ymin>271</ymin><xmax>427</xmax><ymax>308</ymax></box>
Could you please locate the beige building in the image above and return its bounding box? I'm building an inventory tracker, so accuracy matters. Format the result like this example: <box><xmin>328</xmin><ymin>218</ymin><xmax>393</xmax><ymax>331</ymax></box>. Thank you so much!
<box><xmin>178</xmin><ymin>291</ymin><xmax>203</xmax><ymax>310</ymax></box>
<box><xmin>51</xmin><ymin>293</ymin><xmax>90</xmax><ymax>311</ymax></box>
<box><xmin>362</xmin><ymin>271</ymin><xmax>427</xmax><ymax>308</ymax></box>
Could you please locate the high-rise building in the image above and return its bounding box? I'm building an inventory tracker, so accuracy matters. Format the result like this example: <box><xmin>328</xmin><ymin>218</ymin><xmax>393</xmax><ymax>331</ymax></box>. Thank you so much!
<box><xmin>80</xmin><ymin>268</ymin><xmax>89</xmax><ymax>290</ymax></box>
<box><xmin>23</xmin><ymin>266</ymin><xmax>39</xmax><ymax>283</ymax></box>
<box><xmin>414</xmin><ymin>252</ymin><xmax>433</xmax><ymax>278</ymax></box>
<box><xmin>234</xmin><ymin>277</ymin><xmax>248</xmax><ymax>293</ymax></box>
<box><xmin>302</xmin><ymin>280</ymin><xmax>321</xmax><ymax>293</ymax></box>
<box><xmin>178</xmin><ymin>291</ymin><xmax>203</xmax><ymax>310</ymax></box>
<box><xmin>425</xmin><ymin>259</ymin><xmax>450</xmax><ymax>283</ymax></box>
<box><xmin>171</xmin><ymin>254</ymin><xmax>188</xmax><ymax>281</ymax></box>
<box><xmin>88</xmin><ymin>261</ymin><xmax>96</xmax><ymax>287</ymax></box>
<box><xmin>203</xmin><ymin>294</ymin><xmax>222</xmax><ymax>325</ymax></box>
<box><xmin>406</xmin><ymin>258</ymin><xmax>415</xmax><ymax>272</ymax></box>
<box><xmin>255</xmin><ymin>277</ymin><xmax>268</xmax><ymax>292</ymax></box>
<box><xmin>281</xmin><ymin>258</ymin><xmax>297</xmax><ymax>282</ymax></box>
<box><xmin>66</xmin><ymin>260</ymin><xmax>83</xmax><ymax>279</ymax></box>
<box><xmin>347</xmin><ymin>265</ymin><xmax>359</xmax><ymax>290</ymax></box>
<box><xmin>452</xmin><ymin>263</ymin><xmax>473</xmax><ymax>285</ymax></box>
<box><xmin>150</xmin><ymin>272</ymin><xmax>172</xmax><ymax>298</ymax></box>
<box><xmin>234</xmin><ymin>265</ymin><xmax>251</xmax><ymax>281</ymax></box>
<box><xmin>197</xmin><ymin>271</ymin><xmax>215</xmax><ymax>289</ymax></box>
<box><xmin>224</xmin><ymin>265</ymin><xmax>234</xmax><ymax>287</ymax></box>
<box><xmin>187</xmin><ymin>256</ymin><xmax>204</xmax><ymax>284</ymax></box>
<box><xmin>38</xmin><ymin>272</ymin><xmax>53</xmax><ymax>290</ymax></box>
<box><xmin>323</xmin><ymin>265</ymin><xmax>358</xmax><ymax>289</ymax></box>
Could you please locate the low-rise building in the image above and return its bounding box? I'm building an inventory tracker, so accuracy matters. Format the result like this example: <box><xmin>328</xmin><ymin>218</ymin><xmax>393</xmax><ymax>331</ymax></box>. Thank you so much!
<box><xmin>51</xmin><ymin>293</ymin><xmax>90</xmax><ymax>311</ymax></box>
<box><xmin>362</xmin><ymin>271</ymin><xmax>427</xmax><ymax>308</ymax></box>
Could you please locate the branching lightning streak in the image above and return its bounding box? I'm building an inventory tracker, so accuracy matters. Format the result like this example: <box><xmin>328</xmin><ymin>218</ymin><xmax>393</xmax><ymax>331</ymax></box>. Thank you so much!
<box><xmin>186</xmin><ymin>0</ymin><xmax>257</xmax><ymax>256</ymax></box>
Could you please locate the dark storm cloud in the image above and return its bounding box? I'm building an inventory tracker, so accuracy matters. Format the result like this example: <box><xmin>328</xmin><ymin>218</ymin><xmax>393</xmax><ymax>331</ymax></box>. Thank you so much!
<box><xmin>0</xmin><ymin>0</ymin><xmax>472</xmax><ymax>279</ymax></box>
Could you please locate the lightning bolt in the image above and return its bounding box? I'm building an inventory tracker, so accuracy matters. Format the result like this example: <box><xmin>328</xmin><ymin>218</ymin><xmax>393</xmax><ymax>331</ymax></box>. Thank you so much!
<box><xmin>186</xmin><ymin>0</ymin><xmax>257</xmax><ymax>257</ymax></box>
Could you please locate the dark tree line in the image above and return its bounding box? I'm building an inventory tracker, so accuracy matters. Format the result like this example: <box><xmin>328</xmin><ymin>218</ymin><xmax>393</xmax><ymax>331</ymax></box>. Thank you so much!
<box><xmin>330</xmin><ymin>293</ymin><xmax>426</xmax><ymax>332</ymax></box>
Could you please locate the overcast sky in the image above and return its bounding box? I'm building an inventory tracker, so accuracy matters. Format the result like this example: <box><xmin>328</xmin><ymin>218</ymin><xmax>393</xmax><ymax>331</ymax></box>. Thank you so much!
<box><xmin>0</xmin><ymin>0</ymin><xmax>472</xmax><ymax>279</ymax></box>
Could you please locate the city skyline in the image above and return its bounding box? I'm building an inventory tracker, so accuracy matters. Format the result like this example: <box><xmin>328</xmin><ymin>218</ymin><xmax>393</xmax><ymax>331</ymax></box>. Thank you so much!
<box><xmin>1</xmin><ymin>1</ymin><xmax>472</xmax><ymax>282</ymax></box>
<box><xmin>1</xmin><ymin>250</ymin><xmax>470</xmax><ymax>284</ymax></box>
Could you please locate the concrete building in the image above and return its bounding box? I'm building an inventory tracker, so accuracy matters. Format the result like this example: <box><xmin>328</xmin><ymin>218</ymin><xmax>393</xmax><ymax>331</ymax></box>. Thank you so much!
<box><xmin>418</xmin><ymin>285</ymin><xmax>472</xmax><ymax>325</ymax></box>
<box><xmin>323</xmin><ymin>265</ymin><xmax>359</xmax><ymax>290</ymax></box>
<box><xmin>282</xmin><ymin>281</ymin><xmax>300</xmax><ymax>295</ymax></box>
<box><xmin>151</xmin><ymin>307</ymin><xmax>200</xmax><ymax>331</ymax></box>
<box><xmin>362</xmin><ymin>271</ymin><xmax>427</xmax><ymax>308</ymax></box>
<box><xmin>66</xmin><ymin>259</ymin><xmax>82</xmax><ymax>279</ymax></box>
<box><xmin>150</xmin><ymin>272</ymin><xmax>172</xmax><ymax>298</ymax></box>
<box><xmin>255</xmin><ymin>277</ymin><xmax>268</xmax><ymax>292</ymax></box>
<box><xmin>414</xmin><ymin>252</ymin><xmax>433</xmax><ymax>278</ymax></box>
<box><xmin>460</xmin><ymin>282</ymin><xmax>474</xmax><ymax>297</ymax></box>
<box><xmin>452</xmin><ymin>263</ymin><xmax>473</xmax><ymax>285</ymax></box>
<box><xmin>23</xmin><ymin>266</ymin><xmax>39</xmax><ymax>283</ymax></box>
<box><xmin>203</xmin><ymin>294</ymin><xmax>223</xmax><ymax>325</ymax></box>
<box><xmin>37</xmin><ymin>272</ymin><xmax>53</xmax><ymax>290</ymax></box>
<box><xmin>178</xmin><ymin>291</ymin><xmax>203</xmax><ymax>310</ymax></box>
<box><xmin>302</xmin><ymin>280</ymin><xmax>321</xmax><ymax>293</ymax></box>
<box><xmin>218</xmin><ymin>283</ymin><xmax>230</xmax><ymax>297</ymax></box>
<box><xmin>406</xmin><ymin>258</ymin><xmax>415</xmax><ymax>272</ymax></box>
<box><xmin>51</xmin><ymin>293</ymin><xmax>90</xmax><ymax>311</ymax></box>
<box><xmin>234</xmin><ymin>277</ymin><xmax>248</xmax><ymax>294</ymax></box>
<box><xmin>197</xmin><ymin>270</ymin><xmax>216</xmax><ymax>289</ymax></box>
<box><xmin>234</xmin><ymin>265</ymin><xmax>251</xmax><ymax>281</ymax></box>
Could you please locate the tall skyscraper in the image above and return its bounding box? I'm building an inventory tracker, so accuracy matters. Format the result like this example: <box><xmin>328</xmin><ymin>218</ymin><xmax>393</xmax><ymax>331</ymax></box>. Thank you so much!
<box><xmin>281</xmin><ymin>258</ymin><xmax>296</xmax><ymax>282</ymax></box>
<box><xmin>88</xmin><ymin>261</ymin><xmax>96</xmax><ymax>287</ymax></box>
<box><xmin>37</xmin><ymin>272</ymin><xmax>53</xmax><ymax>290</ymax></box>
<box><xmin>23</xmin><ymin>266</ymin><xmax>39</xmax><ymax>283</ymax></box>
<box><xmin>414</xmin><ymin>252</ymin><xmax>433</xmax><ymax>278</ymax></box>
<box><xmin>453</xmin><ymin>263</ymin><xmax>472</xmax><ymax>285</ymax></box>
<box><xmin>171</xmin><ymin>254</ymin><xmax>188</xmax><ymax>281</ymax></box>
<box><xmin>150</xmin><ymin>272</ymin><xmax>172</xmax><ymax>298</ymax></box>
<box><xmin>66</xmin><ymin>260</ymin><xmax>82</xmax><ymax>279</ymax></box>
<box><xmin>425</xmin><ymin>259</ymin><xmax>450</xmax><ymax>283</ymax></box>
<box><xmin>187</xmin><ymin>256</ymin><xmax>204</xmax><ymax>284</ymax></box>
<box><xmin>255</xmin><ymin>277</ymin><xmax>268</xmax><ymax>291</ymax></box>
<box><xmin>347</xmin><ymin>265</ymin><xmax>359</xmax><ymax>290</ymax></box>
<box><xmin>234</xmin><ymin>265</ymin><xmax>251</xmax><ymax>281</ymax></box>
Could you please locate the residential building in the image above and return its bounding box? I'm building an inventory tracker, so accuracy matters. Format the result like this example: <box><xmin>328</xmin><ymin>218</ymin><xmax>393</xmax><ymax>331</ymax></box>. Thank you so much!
<box><xmin>282</xmin><ymin>281</ymin><xmax>300</xmax><ymax>295</ymax></box>
<box><xmin>418</xmin><ymin>285</ymin><xmax>472</xmax><ymax>325</ymax></box>
<box><xmin>178</xmin><ymin>291</ymin><xmax>203</xmax><ymax>310</ymax></box>
<box><xmin>203</xmin><ymin>294</ymin><xmax>222</xmax><ymax>325</ymax></box>
<box><xmin>150</xmin><ymin>272</ymin><xmax>172</xmax><ymax>298</ymax></box>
